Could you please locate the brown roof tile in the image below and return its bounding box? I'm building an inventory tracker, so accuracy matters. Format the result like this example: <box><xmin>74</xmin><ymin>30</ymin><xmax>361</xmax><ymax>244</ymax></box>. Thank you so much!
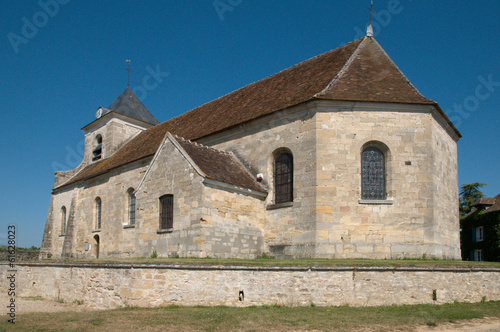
<box><xmin>485</xmin><ymin>194</ymin><xmax>500</xmax><ymax>213</ymax></box>
<box><xmin>56</xmin><ymin>37</ymin><xmax>460</xmax><ymax>189</ymax></box>
<box><xmin>471</xmin><ymin>197</ymin><xmax>496</xmax><ymax>207</ymax></box>
<box><xmin>172</xmin><ymin>135</ymin><xmax>266</xmax><ymax>193</ymax></box>
<box><xmin>316</xmin><ymin>38</ymin><xmax>435</xmax><ymax>104</ymax></box>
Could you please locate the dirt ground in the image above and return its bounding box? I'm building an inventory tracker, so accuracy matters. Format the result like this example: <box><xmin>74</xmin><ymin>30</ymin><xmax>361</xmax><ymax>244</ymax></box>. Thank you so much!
<box><xmin>4</xmin><ymin>294</ymin><xmax>500</xmax><ymax>331</ymax></box>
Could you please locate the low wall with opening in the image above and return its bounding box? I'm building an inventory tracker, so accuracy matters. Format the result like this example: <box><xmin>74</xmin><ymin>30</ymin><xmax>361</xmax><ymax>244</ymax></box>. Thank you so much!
<box><xmin>1</xmin><ymin>262</ymin><xmax>499</xmax><ymax>309</ymax></box>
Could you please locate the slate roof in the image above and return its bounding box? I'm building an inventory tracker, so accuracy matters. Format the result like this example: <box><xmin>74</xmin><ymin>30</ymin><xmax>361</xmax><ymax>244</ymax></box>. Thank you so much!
<box><xmin>55</xmin><ymin>36</ymin><xmax>460</xmax><ymax>190</ymax></box>
<box><xmin>172</xmin><ymin>135</ymin><xmax>265</xmax><ymax>193</ymax></box>
<box><xmin>107</xmin><ymin>87</ymin><xmax>160</xmax><ymax>125</ymax></box>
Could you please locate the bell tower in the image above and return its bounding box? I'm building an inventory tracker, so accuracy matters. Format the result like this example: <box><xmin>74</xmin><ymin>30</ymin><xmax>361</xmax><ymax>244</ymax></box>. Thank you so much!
<box><xmin>82</xmin><ymin>87</ymin><xmax>160</xmax><ymax>164</ymax></box>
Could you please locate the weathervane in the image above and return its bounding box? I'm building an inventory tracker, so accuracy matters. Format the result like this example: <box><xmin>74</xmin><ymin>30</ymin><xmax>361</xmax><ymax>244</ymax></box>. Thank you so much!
<box><xmin>367</xmin><ymin>0</ymin><xmax>374</xmax><ymax>37</ymax></box>
<box><xmin>126</xmin><ymin>59</ymin><xmax>132</xmax><ymax>87</ymax></box>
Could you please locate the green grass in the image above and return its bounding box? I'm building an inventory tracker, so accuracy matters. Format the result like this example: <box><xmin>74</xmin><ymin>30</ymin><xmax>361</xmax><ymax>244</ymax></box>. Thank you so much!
<box><xmin>33</xmin><ymin>256</ymin><xmax>500</xmax><ymax>268</ymax></box>
<box><xmin>1</xmin><ymin>301</ymin><xmax>499</xmax><ymax>331</ymax></box>
<box><xmin>19</xmin><ymin>296</ymin><xmax>45</xmax><ymax>301</ymax></box>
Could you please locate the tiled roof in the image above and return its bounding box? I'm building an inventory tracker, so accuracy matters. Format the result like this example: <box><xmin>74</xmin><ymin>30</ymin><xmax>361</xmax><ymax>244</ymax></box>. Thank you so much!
<box><xmin>55</xmin><ymin>37</ymin><xmax>460</xmax><ymax>190</ymax></box>
<box><xmin>464</xmin><ymin>208</ymin><xmax>478</xmax><ymax>218</ymax></box>
<box><xmin>465</xmin><ymin>195</ymin><xmax>500</xmax><ymax>216</ymax></box>
<box><xmin>471</xmin><ymin>197</ymin><xmax>496</xmax><ymax>207</ymax></box>
<box><xmin>107</xmin><ymin>87</ymin><xmax>160</xmax><ymax>125</ymax></box>
<box><xmin>172</xmin><ymin>135</ymin><xmax>266</xmax><ymax>193</ymax></box>
<box><xmin>485</xmin><ymin>194</ymin><xmax>500</xmax><ymax>213</ymax></box>
<box><xmin>315</xmin><ymin>38</ymin><xmax>435</xmax><ymax>104</ymax></box>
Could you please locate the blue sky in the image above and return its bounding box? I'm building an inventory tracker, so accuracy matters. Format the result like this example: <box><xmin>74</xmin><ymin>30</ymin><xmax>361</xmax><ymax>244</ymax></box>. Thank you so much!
<box><xmin>1</xmin><ymin>1</ymin><xmax>499</xmax><ymax>247</ymax></box>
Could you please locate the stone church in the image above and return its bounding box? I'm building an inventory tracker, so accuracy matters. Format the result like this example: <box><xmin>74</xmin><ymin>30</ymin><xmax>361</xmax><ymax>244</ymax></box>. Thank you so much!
<box><xmin>40</xmin><ymin>35</ymin><xmax>462</xmax><ymax>260</ymax></box>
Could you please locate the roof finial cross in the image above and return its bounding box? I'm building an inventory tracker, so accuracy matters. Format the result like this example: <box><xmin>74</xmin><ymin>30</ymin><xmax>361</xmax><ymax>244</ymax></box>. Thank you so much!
<box><xmin>368</xmin><ymin>0</ymin><xmax>374</xmax><ymax>25</ymax></box>
<box><xmin>367</xmin><ymin>0</ymin><xmax>374</xmax><ymax>37</ymax></box>
<box><xmin>125</xmin><ymin>59</ymin><xmax>132</xmax><ymax>87</ymax></box>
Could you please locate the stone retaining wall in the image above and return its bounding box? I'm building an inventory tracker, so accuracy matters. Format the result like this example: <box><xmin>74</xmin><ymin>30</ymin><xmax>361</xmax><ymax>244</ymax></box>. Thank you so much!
<box><xmin>1</xmin><ymin>262</ymin><xmax>498</xmax><ymax>309</ymax></box>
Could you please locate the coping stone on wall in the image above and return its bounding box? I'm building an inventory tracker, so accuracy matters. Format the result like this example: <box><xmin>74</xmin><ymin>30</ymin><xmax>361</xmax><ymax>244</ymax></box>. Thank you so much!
<box><xmin>5</xmin><ymin>262</ymin><xmax>500</xmax><ymax>273</ymax></box>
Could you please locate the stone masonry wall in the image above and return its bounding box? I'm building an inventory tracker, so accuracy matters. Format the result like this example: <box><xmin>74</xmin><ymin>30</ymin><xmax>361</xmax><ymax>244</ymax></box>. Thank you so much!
<box><xmin>2</xmin><ymin>263</ymin><xmax>498</xmax><ymax>309</ymax></box>
<box><xmin>312</xmin><ymin>106</ymin><xmax>453</xmax><ymax>259</ymax></box>
<box><xmin>203</xmin><ymin>101</ymin><xmax>460</xmax><ymax>259</ymax></box>
<box><xmin>204</xmin><ymin>105</ymin><xmax>319</xmax><ymax>257</ymax></box>
<box><xmin>43</xmin><ymin>100</ymin><xmax>460</xmax><ymax>260</ymax></box>
<box><xmin>431</xmin><ymin>119</ymin><xmax>461</xmax><ymax>258</ymax></box>
<box><xmin>44</xmin><ymin>137</ymin><xmax>267</xmax><ymax>259</ymax></box>
<box><xmin>84</xmin><ymin>117</ymin><xmax>148</xmax><ymax>163</ymax></box>
<box><xmin>132</xmin><ymin>137</ymin><xmax>265</xmax><ymax>258</ymax></box>
<box><xmin>41</xmin><ymin>159</ymin><xmax>151</xmax><ymax>259</ymax></box>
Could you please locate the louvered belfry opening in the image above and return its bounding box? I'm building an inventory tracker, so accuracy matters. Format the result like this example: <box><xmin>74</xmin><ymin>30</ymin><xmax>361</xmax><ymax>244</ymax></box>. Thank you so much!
<box><xmin>92</xmin><ymin>135</ymin><xmax>103</xmax><ymax>161</ymax></box>
<box><xmin>361</xmin><ymin>147</ymin><xmax>385</xmax><ymax>200</ymax></box>
<box><xmin>159</xmin><ymin>194</ymin><xmax>173</xmax><ymax>230</ymax></box>
<box><xmin>275</xmin><ymin>153</ymin><xmax>293</xmax><ymax>204</ymax></box>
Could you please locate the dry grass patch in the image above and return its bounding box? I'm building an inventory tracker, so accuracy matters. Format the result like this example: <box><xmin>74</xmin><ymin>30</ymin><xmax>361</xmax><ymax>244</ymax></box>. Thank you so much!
<box><xmin>2</xmin><ymin>301</ymin><xmax>499</xmax><ymax>331</ymax></box>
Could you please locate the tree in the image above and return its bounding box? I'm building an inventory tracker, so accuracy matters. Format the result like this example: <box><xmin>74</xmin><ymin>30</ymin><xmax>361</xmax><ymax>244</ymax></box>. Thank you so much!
<box><xmin>459</xmin><ymin>182</ymin><xmax>486</xmax><ymax>217</ymax></box>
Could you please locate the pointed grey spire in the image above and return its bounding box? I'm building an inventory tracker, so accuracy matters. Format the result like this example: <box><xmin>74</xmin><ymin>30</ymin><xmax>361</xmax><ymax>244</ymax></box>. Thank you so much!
<box><xmin>108</xmin><ymin>87</ymin><xmax>160</xmax><ymax>125</ymax></box>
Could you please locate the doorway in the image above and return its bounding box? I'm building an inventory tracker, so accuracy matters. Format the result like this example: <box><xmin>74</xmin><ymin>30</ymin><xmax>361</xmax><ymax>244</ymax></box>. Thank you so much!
<box><xmin>94</xmin><ymin>234</ymin><xmax>100</xmax><ymax>258</ymax></box>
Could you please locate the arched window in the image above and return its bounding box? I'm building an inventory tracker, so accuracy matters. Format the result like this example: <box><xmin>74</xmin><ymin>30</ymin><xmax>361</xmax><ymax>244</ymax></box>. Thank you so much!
<box><xmin>92</xmin><ymin>135</ymin><xmax>102</xmax><ymax>161</ymax></box>
<box><xmin>159</xmin><ymin>194</ymin><xmax>173</xmax><ymax>230</ymax></box>
<box><xmin>95</xmin><ymin>197</ymin><xmax>102</xmax><ymax>229</ymax></box>
<box><xmin>60</xmin><ymin>206</ymin><xmax>66</xmax><ymax>235</ymax></box>
<box><xmin>274</xmin><ymin>152</ymin><xmax>293</xmax><ymax>204</ymax></box>
<box><xmin>128</xmin><ymin>188</ymin><xmax>136</xmax><ymax>225</ymax></box>
<box><xmin>361</xmin><ymin>147</ymin><xmax>385</xmax><ymax>200</ymax></box>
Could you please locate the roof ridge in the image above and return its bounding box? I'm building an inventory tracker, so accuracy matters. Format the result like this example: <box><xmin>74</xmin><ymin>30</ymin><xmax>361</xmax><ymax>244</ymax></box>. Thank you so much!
<box><xmin>369</xmin><ymin>38</ymin><xmax>434</xmax><ymax>103</ymax></box>
<box><xmin>159</xmin><ymin>39</ymin><xmax>364</xmax><ymax>128</ymax></box>
<box><xmin>315</xmin><ymin>37</ymin><xmax>367</xmax><ymax>97</ymax></box>
<box><xmin>174</xmin><ymin>133</ymin><xmax>231</xmax><ymax>155</ymax></box>
<box><xmin>54</xmin><ymin>37</ymin><xmax>461</xmax><ymax>191</ymax></box>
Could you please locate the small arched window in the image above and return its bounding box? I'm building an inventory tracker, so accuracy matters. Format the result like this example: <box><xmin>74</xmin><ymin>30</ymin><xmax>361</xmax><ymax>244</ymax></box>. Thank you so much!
<box><xmin>361</xmin><ymin>147</ymin><xmax>385</xmax><ymax>200</ymax></box>
<box><xmin>60</xmin><ymin>206</ymin><xmax>67</xmax><ymax>235</ymax></box>
<box><xmin>128</xmin><ymin>188</ymin><xmax>136</xmax><ymax>225</ymax></box>
<box><xmin>274</xmin><ymin>152</ymin><xmax>293</xmax><ymax>204</ymax></box>
<box><xmin>92</xmin><ymin>135</ymin><xmax>102</xmax><ymax>161</ymax></box>
<box><xmin>95</xmin><ymin>197</ymin><xmax>102</xmax><ymax>229</ymax></box>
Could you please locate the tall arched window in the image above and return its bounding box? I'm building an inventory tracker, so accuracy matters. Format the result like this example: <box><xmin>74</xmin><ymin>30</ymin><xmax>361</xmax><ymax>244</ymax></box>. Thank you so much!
<box><xmin>274</xmin><ymin>152</ymin><xmax>293</xmax><ymax>204</ymax></box>
<box><xmin>60</xmin><ymin>206</ymin><xmax>66</xmax><ymax>235</ymax></box>
<box><xmin>159</xmin><ymin>194</ymin><xmax>173</xmax><ymax>230</ymax></box>
<box><xmin>361</xmin><ymin>147</ymin><xmax>385</xmax><ymax>200</ymax></box>
<box><xmin>92</xmin><ymin>135</ymin><xmax>102</xmax><ymax>161</ymax></box>
<box><xmin>95</xmin><ymin>197</ymin><xmax>102</xmax><ymax>229</ymax></box>
<box><xmin>128</xmin><ymin>188</ymin><xmax>136</xmax><ymax>225</ymax></box>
